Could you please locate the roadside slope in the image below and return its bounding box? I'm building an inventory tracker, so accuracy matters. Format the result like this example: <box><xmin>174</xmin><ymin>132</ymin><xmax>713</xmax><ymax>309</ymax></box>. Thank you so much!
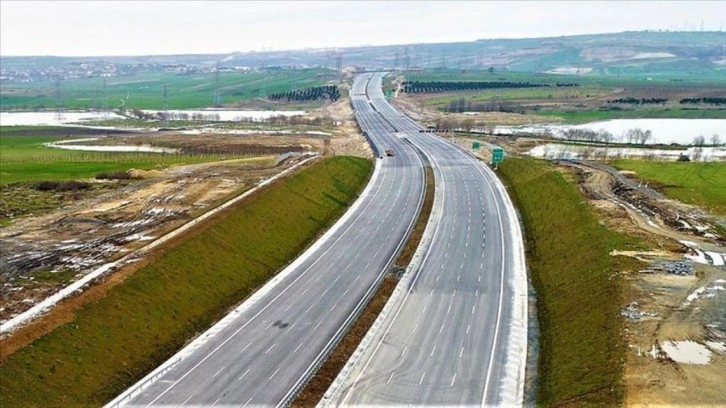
<box><xmin>498</xmin><ymin>157</ymin><xmax>644</xmax><ymax>406</ymax></box>
<box><xmin>0</xmin><ymin>156</ymin><xmax>372</xmax><ymax>407</ymax></box>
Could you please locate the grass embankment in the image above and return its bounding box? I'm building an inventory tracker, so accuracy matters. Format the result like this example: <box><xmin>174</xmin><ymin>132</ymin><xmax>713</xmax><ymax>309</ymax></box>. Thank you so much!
<box><xmin>0</xmin><ymin>131</ymin><xmax>261</xmax><ymax>184</ymax></box>
<box><xmin>0</xmin><ymin>156</ymin><xmax>373</xmax><ymax>407</ymax></box>
<box><xmin>292</xmin><ymin>166</ymin><xmax>435</xmax><ymax>406</ymax></box>
<box><xmin>498</xmin><ymin>157</ymin><xmax>644</xmax><ymax>406</ymax></box>
<box><xmin>610</xmin><ymin>160</ymin><xmax>726</xmax><ymax>216</ymax></box>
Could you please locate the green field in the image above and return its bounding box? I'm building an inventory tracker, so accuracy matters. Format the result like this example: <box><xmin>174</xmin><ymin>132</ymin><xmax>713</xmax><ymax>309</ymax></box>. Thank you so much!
<box><xmin>498</xmin><ymin>157</ymin><xmax>644</xmax><ymax>406</ymax></box>
<box><xmin>402</xmin><ymin>69</ymin><xmax>726</xmax><ymax>124</ymax></box>
<box><xmin>0</xmin><ymin>128</ymin><xmax>266</xmax><ymax>184</ymax></box>
<box><xmin>610</xmin><ymin>160</ymin><xmax>726</xmax><ymax>215</ymax></box>
<box><xmin>1</xmin><ymin>68</ymin><xmax>336</xmax><ymax>111</ymax></box>
<box><xmin>537</xmin><ymin>108</ymin><xmax>726</xmax><ymax>124</ymax></box>
<box><xmin>0</xmin><ymin>156</ymin><xmax>373</xmax><ymax>407</ymax></box>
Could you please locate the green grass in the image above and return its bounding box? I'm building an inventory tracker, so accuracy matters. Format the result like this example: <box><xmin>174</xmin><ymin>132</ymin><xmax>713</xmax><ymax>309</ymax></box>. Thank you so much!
<box><xmin>0</xmin><ymin>132</ymin><xmax>268</xmax><ymax>184</ymax></box>
<box><xmin>538</xmin><ymin>108</ymin><xmax>726</xmax><ymax>124</ymax></box>
<box><xmin>498</xmin><ymin>157</ymin><xmax>644</xmax><ymax>406</ymax></box>
<box><xmin>1</xmin><ymin>69</ymin><xmax>336</xmax><ymax>111</ymax></box>
<box><xmin>0</xmin><ymin>156</ymin><xmax>373</xmax><ymax>407</ymax></box>
<box><xmin>610</xmin><ymin>160</ymin><xmax>726</xmax><ymax>215</ymax></box>
<box><xmin>414</xmin><ymin>85</ymin><xmax>611</xmax><ymax>106</ymax></box>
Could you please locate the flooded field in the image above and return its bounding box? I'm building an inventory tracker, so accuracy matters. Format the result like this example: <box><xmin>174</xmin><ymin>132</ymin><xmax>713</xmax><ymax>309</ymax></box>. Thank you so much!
<box><xmin>140</xmin><ymin>109</ymin><xmax>306</xmax><ymax>121</ymax></box>
<box><xmin>0</xmin><ymin>109</ymin><xmax>306</xmax><ymax>127</ymax></box>
<box><xmin>45</xmin><ymin>138</ymin><xmax>179</xmax><ymax>153</ymax></box>
<box><xmin>495</xmin><ymin>118</ymin><xmax>726</xmax><ymax>145</ymax></box>
<box><xmin>528</xmin><ymin>143</ymin><xmax>726</xmax><ymax>161</ymax></box>
<box><xmin>0</xmin><ymin>111</ymin><xmax>123</xmax><ymax>126</ymax></box>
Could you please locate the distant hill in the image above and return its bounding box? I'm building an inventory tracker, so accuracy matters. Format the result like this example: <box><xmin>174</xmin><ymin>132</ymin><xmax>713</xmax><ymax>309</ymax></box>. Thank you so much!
<box><xmin>2</xmin><ymin>31</ymin><xmax>725</xmax><ymax>79</ymax></box>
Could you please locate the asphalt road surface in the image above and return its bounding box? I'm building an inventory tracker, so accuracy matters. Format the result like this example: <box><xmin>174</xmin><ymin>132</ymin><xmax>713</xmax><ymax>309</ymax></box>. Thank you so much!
<box><xmin>113</xmin><ymin>74</ymin><xmax>426</xmax><ymax>407</ymax></box>
<box><xmin>326</xmin><ymin>74</ymin><xmax>527</xmax><ymax>406</ymax></box>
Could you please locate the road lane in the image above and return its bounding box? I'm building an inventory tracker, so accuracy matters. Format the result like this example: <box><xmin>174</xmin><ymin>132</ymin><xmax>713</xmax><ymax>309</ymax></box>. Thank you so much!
<box><xmin>326</xmin><ymin>73</ymin><xmax>527</xmax><ymax>406</ymax></box>
<box><xmin>110</xmin><ymin>74</ymin><xmax>427</xmax><ymax>408</ymax></box>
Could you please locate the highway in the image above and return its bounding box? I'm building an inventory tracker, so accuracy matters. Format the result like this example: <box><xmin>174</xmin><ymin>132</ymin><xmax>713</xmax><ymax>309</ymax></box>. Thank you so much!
<box><xmin>110</xmin><ymin>74</ymin><xmax>426</xmax><ymax>407</ymax></box>
<box><xmin>325</xmin><ymin>74</ymin><xmax>527</xmax><ymax>406</ymax></box>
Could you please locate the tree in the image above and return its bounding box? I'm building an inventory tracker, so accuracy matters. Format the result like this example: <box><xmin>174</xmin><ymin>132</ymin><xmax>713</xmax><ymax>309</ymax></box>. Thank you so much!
<box><xmin>461</xmin><ymin>118</ymin><xmax>475</xmax><ymax>132</ymax></box>
<box><xmin>488</xmin><ymin>67</ymin><xmax>495</xmax><ymax>75</ymax></box>
<box><xmin>692</xmin><ymin>135</ymin><xmax>706</xmax><ymax>161</ymax></box>
<box><xmin>711</xmin><ymin>133</ymin><xmax>721</xmax><ymax>146</ymax></box>
<box><xmin>640</xmin><ymin>129</ymin><xmax>652</xmax><ymax>145</ymax></box>
<box><xmin>598</xmin><ymin>129</ymin><xmax>614</xmax><ymax>144</ymax></box>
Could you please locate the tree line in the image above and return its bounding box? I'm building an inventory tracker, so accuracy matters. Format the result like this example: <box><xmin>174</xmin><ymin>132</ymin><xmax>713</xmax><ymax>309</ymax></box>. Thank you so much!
<box><xmin>444</xmin><ymin>97</ymin><xmax>525</xmax><ymax>114</ymax></box>
<box><xmin>402</xmin><ymin>81</ymin><xmax>579</xmax><ymax>94</ymax></box>
<box><xmin>268</xmin><ymin>85</ymin><xmax>340</xmax><ymax>103</ymax></box>
<box><xmin>680</xmin><ymin>97</ymin><xmax>726</xmax><ymax>105</ymax></box>
<box><xmin>607</xmin><ymin>97</ymin><xmax>668</xmax><ymax>105</ymax></box>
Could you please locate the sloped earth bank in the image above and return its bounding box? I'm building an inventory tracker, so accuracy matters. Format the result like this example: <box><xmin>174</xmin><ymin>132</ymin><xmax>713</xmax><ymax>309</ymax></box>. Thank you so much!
<box><xmin>1</xmin><ymin>103</ymin><xmax>371</xmax><ymax>327</ymax></box>
<box><xmin>0</xmin><ymin>157</ymin><xmax>373</xmax><ymax>406</ymax></box>
<box><xmin>0</xmin><ymin>156</ymin><xmax>287</xmax><ymax>325</ymax></box>
<box><xmin>560</xmin><ymin>161</ymin><xmax>726</xmax><ymax>406</ymax></box>
<box><xmin>393</xmin><ymin>94</ymin><xmax>725</xmax><ymax>405</ymax></box>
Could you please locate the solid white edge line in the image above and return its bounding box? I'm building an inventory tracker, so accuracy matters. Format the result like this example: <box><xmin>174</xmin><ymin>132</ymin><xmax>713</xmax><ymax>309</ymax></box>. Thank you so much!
<box><xmin>105</xmin><ymin>156</ymin><xmax>383</xmax><ymax>408</ymax></box>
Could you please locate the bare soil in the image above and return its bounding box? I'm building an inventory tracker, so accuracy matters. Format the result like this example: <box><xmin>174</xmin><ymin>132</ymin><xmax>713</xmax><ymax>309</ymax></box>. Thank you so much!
<box><xmin>0</xmin><ymin>156</ymin><xmax>284</xmax><ymax>324</ymax></box>
<box><xmin>563</xmin><ymin>162</ymin><xmax>726</xmax><ymax>407</ymax></box>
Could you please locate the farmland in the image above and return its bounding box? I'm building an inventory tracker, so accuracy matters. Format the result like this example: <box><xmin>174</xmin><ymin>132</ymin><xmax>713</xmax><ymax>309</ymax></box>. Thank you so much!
<box><xmin>397</xmin><ymin>69</ymin><xmax>726</xmax><ymax>124</ymax></box>
<box><xmin>610</xmin><ymin>160</ymin><xmax>726</xmax><ymax>215</ymax></box>
<box><xmin>0</xmin><ymin>127</ymin><xmax>261</xmax><ymax>184</ymax></box>
<box><xmin>0</xmin><ymin>68</ymin><xmax>338</xmax><ymax>111</ymax></box>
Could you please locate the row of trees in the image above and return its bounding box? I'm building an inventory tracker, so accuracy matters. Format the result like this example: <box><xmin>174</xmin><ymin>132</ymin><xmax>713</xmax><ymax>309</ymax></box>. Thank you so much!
<box><xmin>445</xmin><ymin>98</ymin><xmax>525</xmax><ymax>114</ymax></box>
<box><xmin>129</xmin><ymin>109</ymin><xmax>223</xmax><ymax>122</ymax></box>
<box><xmin>680</xmin><ymin>97</ymin><xmax>726</xmax><ymax>105</ymax></box>
<box><xmin>556</xmin><ymin>128</ymin><xmax>653</xmax><ymax>144</ymax></box>
<box><xmin>402</xmin><ymin>81</ymin><xmax>579</xmax><ymax>94</ymax></box>
<box><xmin>607</xmin><ymin>97</ymin><xmax>668</xmax><ymax>105</ymax></box>
<box><xmin>268</xmin><ymin>85</ymin><xmax>340</xmax><ymax>103</ymax></box>
<box><xmin>692</xmin><ymin>134</ymin><xmax>722</xmax><ymax>160</ymax></box>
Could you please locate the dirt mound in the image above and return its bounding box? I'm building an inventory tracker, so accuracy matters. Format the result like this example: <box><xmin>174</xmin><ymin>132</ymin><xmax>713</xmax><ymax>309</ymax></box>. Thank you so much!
<box><xmin>127</xmin><ymin>169</ymin><xmax>165</xmax><ymax>179</ymax></box>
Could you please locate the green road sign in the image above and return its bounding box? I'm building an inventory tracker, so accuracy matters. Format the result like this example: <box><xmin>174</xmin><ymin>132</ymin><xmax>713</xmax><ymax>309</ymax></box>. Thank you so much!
<box><xmin>472</xmin><ymin>141</ymin><xmax>481</xmax><ymax>150</ymax></box>
<box><xmin>492</xmin><ymin>147</ymin><xmax>504</xmax><ymax>165</ymax></box>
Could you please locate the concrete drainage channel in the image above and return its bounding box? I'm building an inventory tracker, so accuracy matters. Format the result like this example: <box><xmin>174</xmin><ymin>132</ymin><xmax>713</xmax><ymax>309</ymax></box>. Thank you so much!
<box><xmin>0</xmin><ymin>154</ymin><xmax>319</xmax><ymax>336</ymax></box>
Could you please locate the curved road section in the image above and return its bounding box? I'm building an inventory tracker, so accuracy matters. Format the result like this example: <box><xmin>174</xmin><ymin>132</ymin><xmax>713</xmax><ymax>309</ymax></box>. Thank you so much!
<box><xmin>109</xmin><ymin>73</ymin><xmax>426</xmax><ymax>407</ymax></box>
<box><xmin>323</xmin><ymin>74</ymin><xmax>528</xmax><ymax>406</ymax></box>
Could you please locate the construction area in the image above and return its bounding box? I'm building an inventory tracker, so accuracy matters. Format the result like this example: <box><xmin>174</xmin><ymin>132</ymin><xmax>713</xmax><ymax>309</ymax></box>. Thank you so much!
<box><xmin>0</xmin><ymin>96</ymin><xmax>372</xmax><ymax>331</ymax></box>
<box><xmin>482</xmin><ymin>138</ymin><xmax>724</xmax><ymax>405</ymax></box>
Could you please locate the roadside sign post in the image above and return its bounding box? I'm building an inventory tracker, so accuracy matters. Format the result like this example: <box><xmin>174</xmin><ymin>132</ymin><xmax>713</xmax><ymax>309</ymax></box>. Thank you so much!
<box><xmin>492</xmin><ymin>147</ymin><xmax>504</xmax><ymax>169</ymax></box>
<box><xmin>472</xmin><ymin>141</ymin><xmax>481</xmax><ymax>150</ymax></box>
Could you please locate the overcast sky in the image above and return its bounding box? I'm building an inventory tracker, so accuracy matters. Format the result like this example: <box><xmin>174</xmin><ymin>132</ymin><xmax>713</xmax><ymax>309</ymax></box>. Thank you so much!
<box><xmin>1</xmin><ymin>1</ymin><xmax>724</xmax><ymax>57</ymax></box>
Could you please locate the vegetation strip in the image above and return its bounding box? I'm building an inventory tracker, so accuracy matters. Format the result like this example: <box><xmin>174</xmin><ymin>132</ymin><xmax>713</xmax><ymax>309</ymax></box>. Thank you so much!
<box><xmin>0</xmin><ymin>156</ymin><xmax>372</xmax><ymax>407</ymax></box>
<box><xmin>291</xmin><ymin>166</ymin><xmax>435</xmax><ymax>406</ymax></box>
<box><xmin>497</xmin><ymin>157</ymin><xmax>644</xmax><ymax>406</ymax></box>
<box><xmin>609</xmin><ymin>160</ymin><xmax>726</xmax><ymax>216</ymax></box>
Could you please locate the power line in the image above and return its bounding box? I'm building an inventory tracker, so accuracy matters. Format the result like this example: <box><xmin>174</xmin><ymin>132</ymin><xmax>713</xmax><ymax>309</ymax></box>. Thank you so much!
<box><xmin>214</xmin><ymin>64</ymin><xmax>221</xmax><ymax>107</ymax></box>
<box><xmin>54</xmin><ymin>77</ymin><xmax>64</xmax><ymax>121</ymax></box>
<box><xmin>162</xmin><ymin>81</ymin><xmax>168</xmax><ymax>127</ymax></box>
